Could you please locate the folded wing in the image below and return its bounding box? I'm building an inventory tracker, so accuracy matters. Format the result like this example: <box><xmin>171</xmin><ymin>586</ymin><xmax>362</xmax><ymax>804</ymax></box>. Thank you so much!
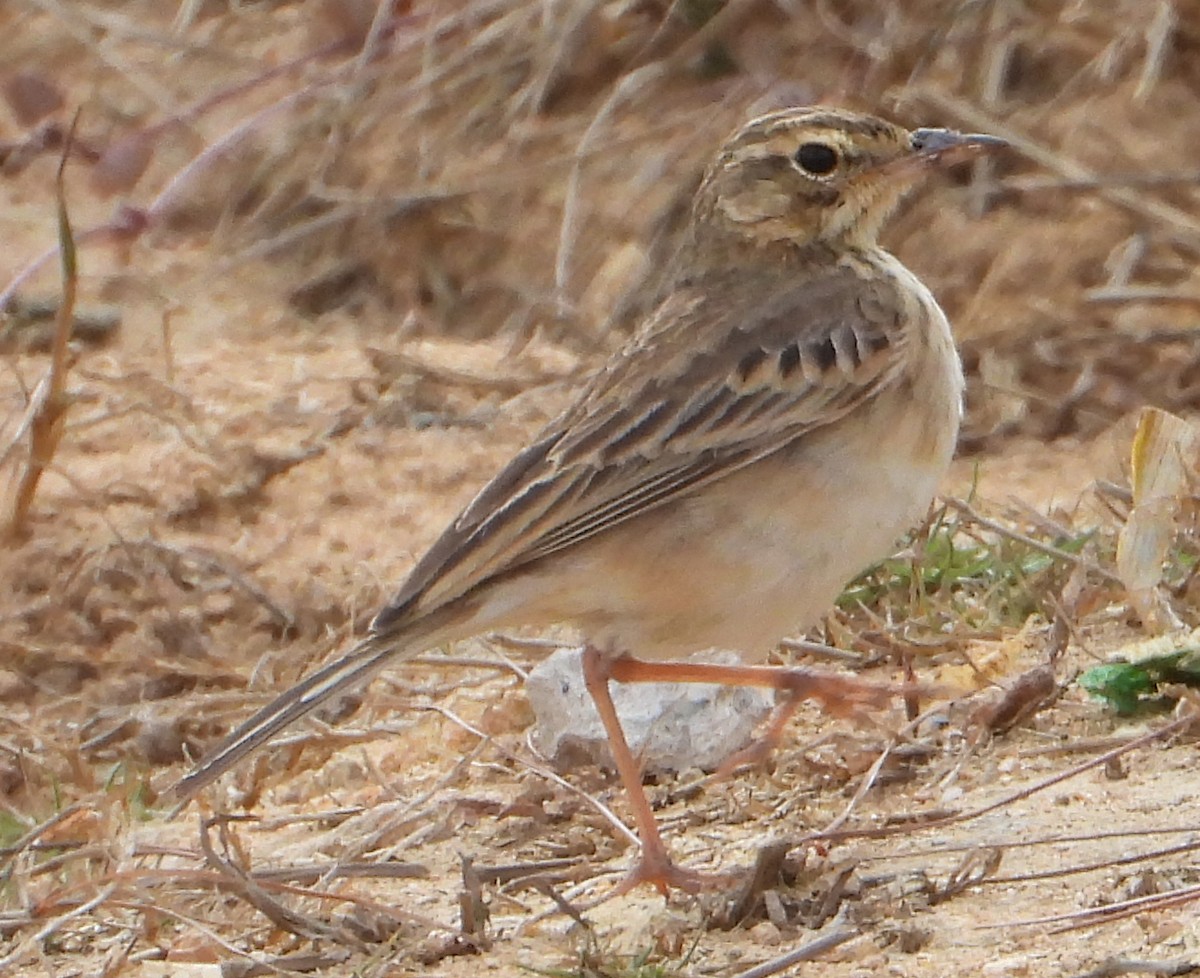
<box><xmin>375</xmin><ymin>265</ymin><xmax>906</xmax><ymax>631</ymax></box>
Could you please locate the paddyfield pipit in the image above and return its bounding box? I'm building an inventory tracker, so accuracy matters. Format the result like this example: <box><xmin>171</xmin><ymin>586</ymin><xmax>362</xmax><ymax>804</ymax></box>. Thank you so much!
<box><xmin>176</xmin><ymin>106</ymin><xmax>1005</xmax><ymax>895</ymax></box>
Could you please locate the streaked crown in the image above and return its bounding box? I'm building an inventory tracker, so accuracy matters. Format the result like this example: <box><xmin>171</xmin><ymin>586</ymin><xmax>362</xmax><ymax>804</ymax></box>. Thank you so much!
<box><xmin>688</xmin><ymin>106</ymin><xmax>1001</xmax><ymax>253</ymax></box>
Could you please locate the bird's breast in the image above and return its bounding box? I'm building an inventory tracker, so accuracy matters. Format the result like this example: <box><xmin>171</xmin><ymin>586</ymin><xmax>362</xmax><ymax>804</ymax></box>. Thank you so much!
<box><xmin>474</xmin><ymin>261</ymin><xmax>963</xmax><ymax>665</ymax></box>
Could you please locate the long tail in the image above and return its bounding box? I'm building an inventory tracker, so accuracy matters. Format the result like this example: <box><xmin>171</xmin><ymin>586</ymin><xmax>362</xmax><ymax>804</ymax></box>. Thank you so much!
<box><xmin>172</xmin><ymin>622</ymin><xmax>442</xmax><ymax>802</ymax></box>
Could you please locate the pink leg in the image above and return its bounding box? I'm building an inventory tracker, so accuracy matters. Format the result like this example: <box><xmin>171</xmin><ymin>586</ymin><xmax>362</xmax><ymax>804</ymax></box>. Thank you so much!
<box><xmin>580</xmin><ymin>647</ymin><xmax>733</xmax><ymax>896</ymax></box>
<box><xmin>580</xmin><ymin>652</ymin><xmax>895</xmax><ymax>895</ymax></box>
<box><xmin>715</xmin><ymin>691</ymin><xmax>805</xmax><ymax>778</ymax></box>
<box><xmin>607</xmin><ymin>656</ymin><xmax>892</xmax><ymax>717</ymax></box>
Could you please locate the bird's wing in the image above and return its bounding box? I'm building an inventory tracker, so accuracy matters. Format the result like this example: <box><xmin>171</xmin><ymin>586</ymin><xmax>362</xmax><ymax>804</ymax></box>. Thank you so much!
<box><xmin>374</xmin><ymin>265</ymin><xmax>910</xmax><ymax>631</ymax></box>
<box><xmin>174</xmin><ymin>265</ymin><xmax>912</xmax><ymax>800</ymax></box>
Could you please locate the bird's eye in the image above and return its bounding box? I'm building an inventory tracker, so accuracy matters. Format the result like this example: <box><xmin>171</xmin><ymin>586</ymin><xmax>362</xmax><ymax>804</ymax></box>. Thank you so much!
<box><xmin>794</xmin><ymin>142</ymin><xmax>839</xmax><ymax>176</ymax></box>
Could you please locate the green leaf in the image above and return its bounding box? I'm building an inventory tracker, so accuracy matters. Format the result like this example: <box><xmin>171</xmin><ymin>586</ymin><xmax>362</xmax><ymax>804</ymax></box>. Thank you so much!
<box><xmin>1078</xmin><ymin>648</ymin><xmax>1200</xmax><ymax>715</ymax></box>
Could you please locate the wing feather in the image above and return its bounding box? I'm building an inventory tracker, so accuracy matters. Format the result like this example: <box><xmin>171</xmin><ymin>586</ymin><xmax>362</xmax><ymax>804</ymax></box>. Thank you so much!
<box><xmin>373</xmin><ymin>266</ymin><xmax>904</xmax><ymax>632</ymax></box>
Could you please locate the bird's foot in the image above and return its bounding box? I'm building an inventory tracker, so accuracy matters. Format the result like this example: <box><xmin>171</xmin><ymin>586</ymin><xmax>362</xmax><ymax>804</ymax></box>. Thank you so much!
<box><xmin>715</xmin><ymin>734</ymin><xmax>778</xmax><ymax>779</ymax></box>
<box><xmin>606</xmin><ymin>846</ymin><xmax>738</xmax><ymax>899</ymax></box>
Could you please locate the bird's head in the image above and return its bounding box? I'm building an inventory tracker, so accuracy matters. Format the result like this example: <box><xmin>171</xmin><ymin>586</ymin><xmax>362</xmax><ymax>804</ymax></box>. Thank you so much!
<box><xmin>690</xmin><ymin>107</ymin><xmax>1005</xmax><ymax>255</ymax></box>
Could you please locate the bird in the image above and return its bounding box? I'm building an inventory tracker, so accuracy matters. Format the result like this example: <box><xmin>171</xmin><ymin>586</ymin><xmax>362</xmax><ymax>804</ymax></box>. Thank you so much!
<box><xmin>175</xmin><ymin>106</ymin><xmax>1006</xmax><ymax>896</ymax></box>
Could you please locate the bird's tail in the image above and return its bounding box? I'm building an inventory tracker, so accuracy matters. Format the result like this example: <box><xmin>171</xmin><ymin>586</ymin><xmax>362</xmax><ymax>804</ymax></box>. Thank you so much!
<box><xmin>172</xmin><ymin>618</ymin><xmax>449</xmax><ymax>803</ymax></box>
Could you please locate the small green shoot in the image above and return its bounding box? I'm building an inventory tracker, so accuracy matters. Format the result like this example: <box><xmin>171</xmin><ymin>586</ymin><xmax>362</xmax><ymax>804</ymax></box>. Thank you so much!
<box><xmin>527</xmin><ymin>945</ymin><xmax>679</xmax><ymax>978</ymax></box>
<box><xmin>0</xmin><ymin>809</ymin><xmax>30</xmax><ymax>850</ymax></box>
<box><xmin>104</xmin><ymin>762</ymin><xmax>158</xmax><ymax>822</ymax></box>
<box><xmin>839</xmin><ymin>504</ymin><xmax>1094</xmax><ymax>630</ymax></box>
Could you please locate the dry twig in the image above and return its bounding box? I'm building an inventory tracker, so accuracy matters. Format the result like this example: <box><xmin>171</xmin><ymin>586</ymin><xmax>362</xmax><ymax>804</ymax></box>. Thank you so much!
<box><xmin>6</xmin><ymin>112</ymin><xmax>80</xmax><ymax>535</ymax></box>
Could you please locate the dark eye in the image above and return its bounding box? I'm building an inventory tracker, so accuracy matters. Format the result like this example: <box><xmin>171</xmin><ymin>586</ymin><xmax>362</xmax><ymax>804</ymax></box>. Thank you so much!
<box><xmin>794</xmin><ymin>142</ymin><xmax>838</xmax><ymax>175</ymax></box>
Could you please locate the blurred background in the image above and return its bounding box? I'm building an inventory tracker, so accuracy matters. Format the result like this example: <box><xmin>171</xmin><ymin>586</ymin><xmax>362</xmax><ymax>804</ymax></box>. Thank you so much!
<box><xmin>6</xmin><ymin>0</ymin><xmax>1200</xmax><ymax>449</ymax></box>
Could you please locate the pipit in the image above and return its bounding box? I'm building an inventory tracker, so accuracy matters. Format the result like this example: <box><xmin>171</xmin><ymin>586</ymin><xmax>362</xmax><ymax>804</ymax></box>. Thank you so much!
<box><xmin>176</xmin><ymin>106</ymin><xmax>1005</xmax><ymax>895</ymax></box>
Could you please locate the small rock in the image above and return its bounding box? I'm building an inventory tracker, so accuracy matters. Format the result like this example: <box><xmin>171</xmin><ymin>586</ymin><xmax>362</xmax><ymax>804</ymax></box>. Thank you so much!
<box><xmin>982</xmin><ymin>954</ymin><xmax>1036</xmax><ymax>977</ymax></box>
<box><xmin>747</xmin><ymin>920</ymin><xmax>782</xmax><ymax>947</ymax></box>
<box><xmin>525</xmin><ymin>647</ymin><xmax>774</xmax><ymax>776</ymax></box>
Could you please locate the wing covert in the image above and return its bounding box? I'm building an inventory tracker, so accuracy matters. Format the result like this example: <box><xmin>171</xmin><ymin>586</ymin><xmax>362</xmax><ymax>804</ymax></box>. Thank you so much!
<box><xmin>373</xmin><ymin>265</ymin><xmax>905</xmax><ymax>631</ymax></box>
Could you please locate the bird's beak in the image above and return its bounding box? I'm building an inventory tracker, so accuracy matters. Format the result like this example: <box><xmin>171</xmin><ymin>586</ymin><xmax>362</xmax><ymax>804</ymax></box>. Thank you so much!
<box><xmin>909</xmin><ymin>127</ymin><xmax>1008</xmax><ymax>161</ymax></box>
<box><xmin>873</xmin><ymin>127</ymin><xmax>1006</xmax><ymax>180</ymax></box>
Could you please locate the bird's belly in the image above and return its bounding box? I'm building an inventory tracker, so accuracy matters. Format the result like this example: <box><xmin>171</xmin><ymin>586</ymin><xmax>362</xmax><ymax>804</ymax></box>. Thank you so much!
<box><xmin>489</xmin><ymin>379</ymin><xmax>958</xmax><ymax>662</ymax></box>
<box><xmin>469</xmin><ymin>307</ymin><xmax>962</xmax><ymax>662</ymax></box>
<box><xmin>610</xmin><ymin>446</ymin><xmax>944</xmax><ymax>658</ymax></box>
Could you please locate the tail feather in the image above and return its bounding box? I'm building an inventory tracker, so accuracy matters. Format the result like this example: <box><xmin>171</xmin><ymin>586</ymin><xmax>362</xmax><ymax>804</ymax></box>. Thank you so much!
<box><xmin>173</xmin><ymin>629</ymin><xmax>419</xmax><ymax>802</ymax></box>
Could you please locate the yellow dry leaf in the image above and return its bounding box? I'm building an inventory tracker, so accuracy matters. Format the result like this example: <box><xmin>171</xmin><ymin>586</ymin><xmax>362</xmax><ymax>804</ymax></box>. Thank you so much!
<box><xmin>1116</xmin><ymin>407</ymin><xmax>1200</xmax><ymax>629</ymax></box>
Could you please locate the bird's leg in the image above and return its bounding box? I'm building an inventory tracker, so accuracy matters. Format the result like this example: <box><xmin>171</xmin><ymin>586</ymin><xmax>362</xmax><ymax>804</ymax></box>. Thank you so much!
<box><xmin>608</xmin><ymin>657</ymin><xmax>894</xmax><ymax>781</ymax></box>
<box><xmin>606</xmin><ymin>656</ymin><xmax>893</xmax><ymax>718</ymax></box>
<box><xmin>714</xmin><ymin>691</ymin><xmax>804</xmax><ymax>778</ymax></box>
<box><xmin>580</xmin><ymin>646</ymin><xmax>733</xmax><ymax>896</ymax></box>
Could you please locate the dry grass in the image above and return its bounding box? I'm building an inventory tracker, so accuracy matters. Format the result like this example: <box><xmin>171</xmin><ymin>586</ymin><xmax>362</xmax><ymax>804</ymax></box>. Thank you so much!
<box><xmin>3</xmin><ymin>0</ymin><xmax>1200</xmax><ymax>974</ymax></box>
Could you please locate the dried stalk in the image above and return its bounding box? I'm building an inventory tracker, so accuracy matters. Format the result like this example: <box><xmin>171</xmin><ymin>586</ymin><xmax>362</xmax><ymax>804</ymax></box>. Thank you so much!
<box><xmin>6</xmin><ymin>112</ymin><xmax>80</xmax><ymax>536</ymax></box>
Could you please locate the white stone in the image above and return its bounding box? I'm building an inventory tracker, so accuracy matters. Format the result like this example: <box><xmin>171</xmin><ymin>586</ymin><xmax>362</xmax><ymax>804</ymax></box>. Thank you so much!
<box><xmin>525</xmin><ymin>647</ymin><xmax>774</xmax><ymax>775</ymax></box>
